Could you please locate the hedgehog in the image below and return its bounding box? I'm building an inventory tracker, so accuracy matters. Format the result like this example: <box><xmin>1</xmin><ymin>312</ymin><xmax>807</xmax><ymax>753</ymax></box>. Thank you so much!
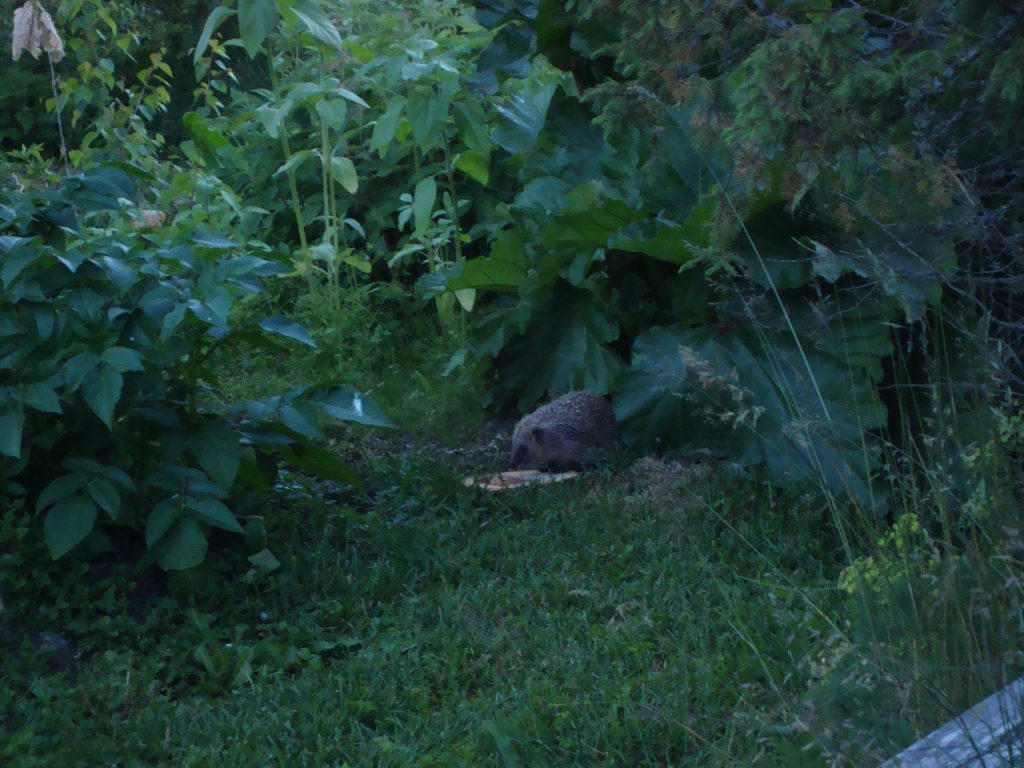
<box><xmin>509</xmin><ymin>391</ymin><xmax>620</xmax><ymax>472</ymax></box>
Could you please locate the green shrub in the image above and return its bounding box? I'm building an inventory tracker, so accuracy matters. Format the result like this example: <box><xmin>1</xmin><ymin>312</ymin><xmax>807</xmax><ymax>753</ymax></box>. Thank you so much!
<box><xmin>0</xmin><ymin>166</ymin><xmax>389</xmax><ymax>570</ymax></box>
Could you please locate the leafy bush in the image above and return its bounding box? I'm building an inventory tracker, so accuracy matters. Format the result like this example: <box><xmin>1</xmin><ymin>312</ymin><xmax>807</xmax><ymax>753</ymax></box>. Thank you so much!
<box><xmin>0</xmin><ymin>166</ymin><xmax>389</xmax><ymax>569</ymax></box>
<box><xmin>186</xmin><ymin>0</ymin><xmax>500</xmax><ymax>331</ymax></box>
<box><xmin>412</xmin><ymin>0</ymin><xmax>1018</xmax><ymax>509</ymax></box>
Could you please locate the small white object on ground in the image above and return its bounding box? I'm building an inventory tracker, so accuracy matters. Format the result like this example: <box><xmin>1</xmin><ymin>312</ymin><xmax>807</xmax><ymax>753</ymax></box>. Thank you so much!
<box><xmin>463</xmin><ymin>469</ymin><xmax>580</xmax><ymax>491</ymax></box>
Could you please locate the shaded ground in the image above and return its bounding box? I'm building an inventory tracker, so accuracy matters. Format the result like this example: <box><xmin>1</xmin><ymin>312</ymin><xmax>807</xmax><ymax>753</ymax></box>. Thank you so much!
<box><xmin>1</xmin><ymin>450</ymin><xmax>860</xmax><ymax>766</ymax></box>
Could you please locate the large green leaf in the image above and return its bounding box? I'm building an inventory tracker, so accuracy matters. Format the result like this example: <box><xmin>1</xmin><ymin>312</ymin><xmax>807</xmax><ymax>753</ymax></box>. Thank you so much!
<box><xmin>413</xmin><ymin>177</ymin><xmax>437</xmax><ymax>237</ymax></box>
<box><xmin>23</xmin><ymin>384</ymin><xmax>62</xmax><ymax>414</ymax></box>
<box><xmin>83</xmin><ymin>365</ymin><xmax>123</xmax><ymax>429</ymax></box>
<box><xmin>157</xmin><ymin>519</ymin><xmax>208</xmax><ymax>571</ymax></box>
<box><xmin>290</xmin><ymin>0</ymin><xmax>342</xmax><ymax>49</ymax></box>
<box><xmin>406</xmin><ymin>87</ymin><xmax>450</xmax><ymax>152</ymax></box>
<box><xmin>0</xmin><ymin>243</ymin><xmax>39</xmax><ymax>288</ymax></box>
<box><xmin>308</xmin><ymin>386</ymin><xmax>394</xmax><ymax>427</ymax></box>
<box><xmin>616</xmin><ymin>319</ymin><xmax>888</xmax><ymax>506</ymax></box>
<box><xmin>445</xmin><ymin>229</ymin><xmax>529</xmax><ymax>292</ymax></box>
<box><xmin>275</xmin><ymin>149</ymin><xmax>314</xmax><ymax>177</ymax></box>
<box><xmin>499</xmin><ymin>284</ymin><xmax>621</xmax><ymax>407</ymax></box>
<box><xmin>65</xmin><ymin>167</ymin><xmax>135</xmax><ymax>211</ymax></box>
<box><xmin>279</xmin><ymin>401</ymin><xmax>322</xmax><ymax>439</ymax></box>
<box><xmin>191</xmin><ymin>421</ymin><xmax>241</xmax><ymax>490</ymax></box>
<box><xmin>100</xmin><ymin>346</ymin><xmax>144</xmax><ymax>372</ymax></box>
<box><xmin>810</xmin><ymin>240</ymin><xmax>950</xmax><ymax>323</ymax></box>
<box><xmin>329</xmin><ymin>156</ymin><xmax>359</xmax><ymax>194</ymax></box>
<box><xmin>610</xmin><ymin>198</ymin><xmax>718</xmax><ymax>265</ymax></box>
<box><xmin>44</xmin><ymin>495</ymin><xmax>98</xmax><ymax>559</ymax></box>
<box><xmin>86</xmin><ymin>479</ymin><xmax>121</xmax><ymax>520</ymax></box>
<box><xmin>0</xmin><ymin>405</ymin><xmax>25</xmax><ymax>458</ymax></box>
<box><xmin>62</xmin><ymin>458</ymin><xmax>134</xmax><ymax>490</ymax></box>
<box><xmin>36</xmin><ymin>473</ymin><xmax>89</xmax><ymax>513</ymax></box>
<box><xmin>445</xmin><ymin>255</ymin><xmax>524</xmax><ymax>293</ymax></box>
<box><xmin>238</xmin><ymin>0</ymin><xmax>280</xmax><ymax>58</ymax></box>
<box><xmin>453</xmin><ymin>100</ymin><xmax>491</xmax><ymax>152</ymax></box>
<box><xmin>732</xmin><ymin>202</ymin><xmax>814</xmax><ymax>290</ymax></box>
<box><xmin>259</xmin><ymin>316</ymin><xmax>316</xmax><ymax>347</ymax></box>
<box><xmin>193</xmin><ymin>7</ymin><xmax>237</xmax><ymax>65</ymax></box>
<box><xmin>528</xmin><ymin>182</ymin><xmax>638</xmax><ymax>252</ymax></box>
<box><xmin>370</xmin><ymin>97</ymin><xmax>406</xmax><ymax>158</ymax></box>
<box><xmin>186</xmin><ymin>498</ymin><xmax>244</xmax><ymax>534</ymax></box>
<box><xmin>455</xmin><ymin>150</ymin><xmax>490</xmax><ymax>186</ymax></box>
<box><xmin>183</xmin><ymin>111</ymin><xmax>232</xmax><ymax>163</ymax></box>
<box><xmin>492</xmin><ymin>74</ymin><xmax>559</xmax><ymax>154</ymax></box>
<box><xmin>146</xmin><ymin>498</ymin><xmax>181</xmax><ymax>547</ymax></box>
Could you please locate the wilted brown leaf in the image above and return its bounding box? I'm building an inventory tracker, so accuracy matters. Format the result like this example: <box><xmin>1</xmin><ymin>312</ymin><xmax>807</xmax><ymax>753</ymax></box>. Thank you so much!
<box><xmin>12</xmin><ymin>1</ymin><xmax>64</xmax><ymax>63</ymax></box>
<box><xmin>131</xmin><ymin>209</ymin><xmax>167</xmax><ymax>230</ymax></box>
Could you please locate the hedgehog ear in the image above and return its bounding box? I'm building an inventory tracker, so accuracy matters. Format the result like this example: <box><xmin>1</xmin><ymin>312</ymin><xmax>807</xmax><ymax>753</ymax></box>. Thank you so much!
<box><xmin>531</xmin><ymin>427</ymin><xmax>545</xmax><ymax>444</ymax></box>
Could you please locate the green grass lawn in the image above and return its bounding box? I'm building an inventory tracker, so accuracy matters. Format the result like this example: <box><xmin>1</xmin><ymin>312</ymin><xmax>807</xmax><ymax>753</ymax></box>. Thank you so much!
<box><xmin>2</xmin><ymin>454</ymin><xmax>859</xmax><ymax>766</ymax></box>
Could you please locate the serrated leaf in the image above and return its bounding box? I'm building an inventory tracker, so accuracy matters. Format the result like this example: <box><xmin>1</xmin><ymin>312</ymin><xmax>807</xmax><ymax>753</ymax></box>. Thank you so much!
<box><xmin>616</xmin><ymin>320</ymin><xmax>887</xmax><ymax>507</ymax></box>
<box><xmin>330</xmin><ymin>156</ymin><xmax>359</xmax><ymax>194</ymax></box>
<box><xmin>498</xmin><ymin>284</ymin><xmax>622</xmax><ymax>408</ymax></box>
<box><xmin>44</xmin><ymin>496</ymin><xmax>97</xmax><ymax>559</ymax></box>
<box><xmin>191</xmin><ymin>421</ymin><xmax>241</xmax><ymax>489</ymax></box>
<box><xmin>809</xmin><ymin>239</ymin><xmax>948</xmax><ymax>323</ymax></box>
<box><xmin>445</xmin><ymin>250</ymin><xmax>526</xmax><ymax>292</ymax></box>
<box><xmin>84</xmin><ymin>366</ymin><xmax>123</xmax><ymax>429</ymax></box>
<box><xmin>258</xmin><ymin>316</ymin><xmax>316</xmax><ymax>347</ymax></box>
<box><xmin>157</xmin><ymin>519</ymin><xmax>208</xmax><ymax>571</ymax></box>
<box><xmin>186</xmin><ymin>498</ymin><xmax>243</xmax><ymax>534</ymax></box>
<box><xmin>610</xmin><ymin>198</ymin><xmax>717</xmax><ymax>265</ymax></box>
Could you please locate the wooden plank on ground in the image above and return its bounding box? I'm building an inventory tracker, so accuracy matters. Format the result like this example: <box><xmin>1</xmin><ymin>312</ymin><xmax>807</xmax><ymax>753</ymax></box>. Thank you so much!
<box><xmin>881</xmin><ymin>677</ymin><xmax>1024</xmax><ymax>767</ymax></box>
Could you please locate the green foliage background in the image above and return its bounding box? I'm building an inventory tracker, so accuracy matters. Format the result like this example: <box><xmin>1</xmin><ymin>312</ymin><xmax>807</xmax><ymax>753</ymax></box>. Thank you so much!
<box><xmin>1</xmin><ymin>0</ymin><xmax>1023</xmax><ymax>764</ymax></box>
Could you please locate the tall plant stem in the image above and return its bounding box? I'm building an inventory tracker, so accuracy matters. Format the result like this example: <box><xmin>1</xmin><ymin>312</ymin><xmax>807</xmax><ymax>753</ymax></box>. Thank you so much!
<box><xmin>47</xmin><ymin>55</ymin><xmax>71</xmax><ymax>175</ymax></box>
<box><xmin>267</xmin><ymin>40</ymin><xmax>312</xmax><ymax>290</ymax></box>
